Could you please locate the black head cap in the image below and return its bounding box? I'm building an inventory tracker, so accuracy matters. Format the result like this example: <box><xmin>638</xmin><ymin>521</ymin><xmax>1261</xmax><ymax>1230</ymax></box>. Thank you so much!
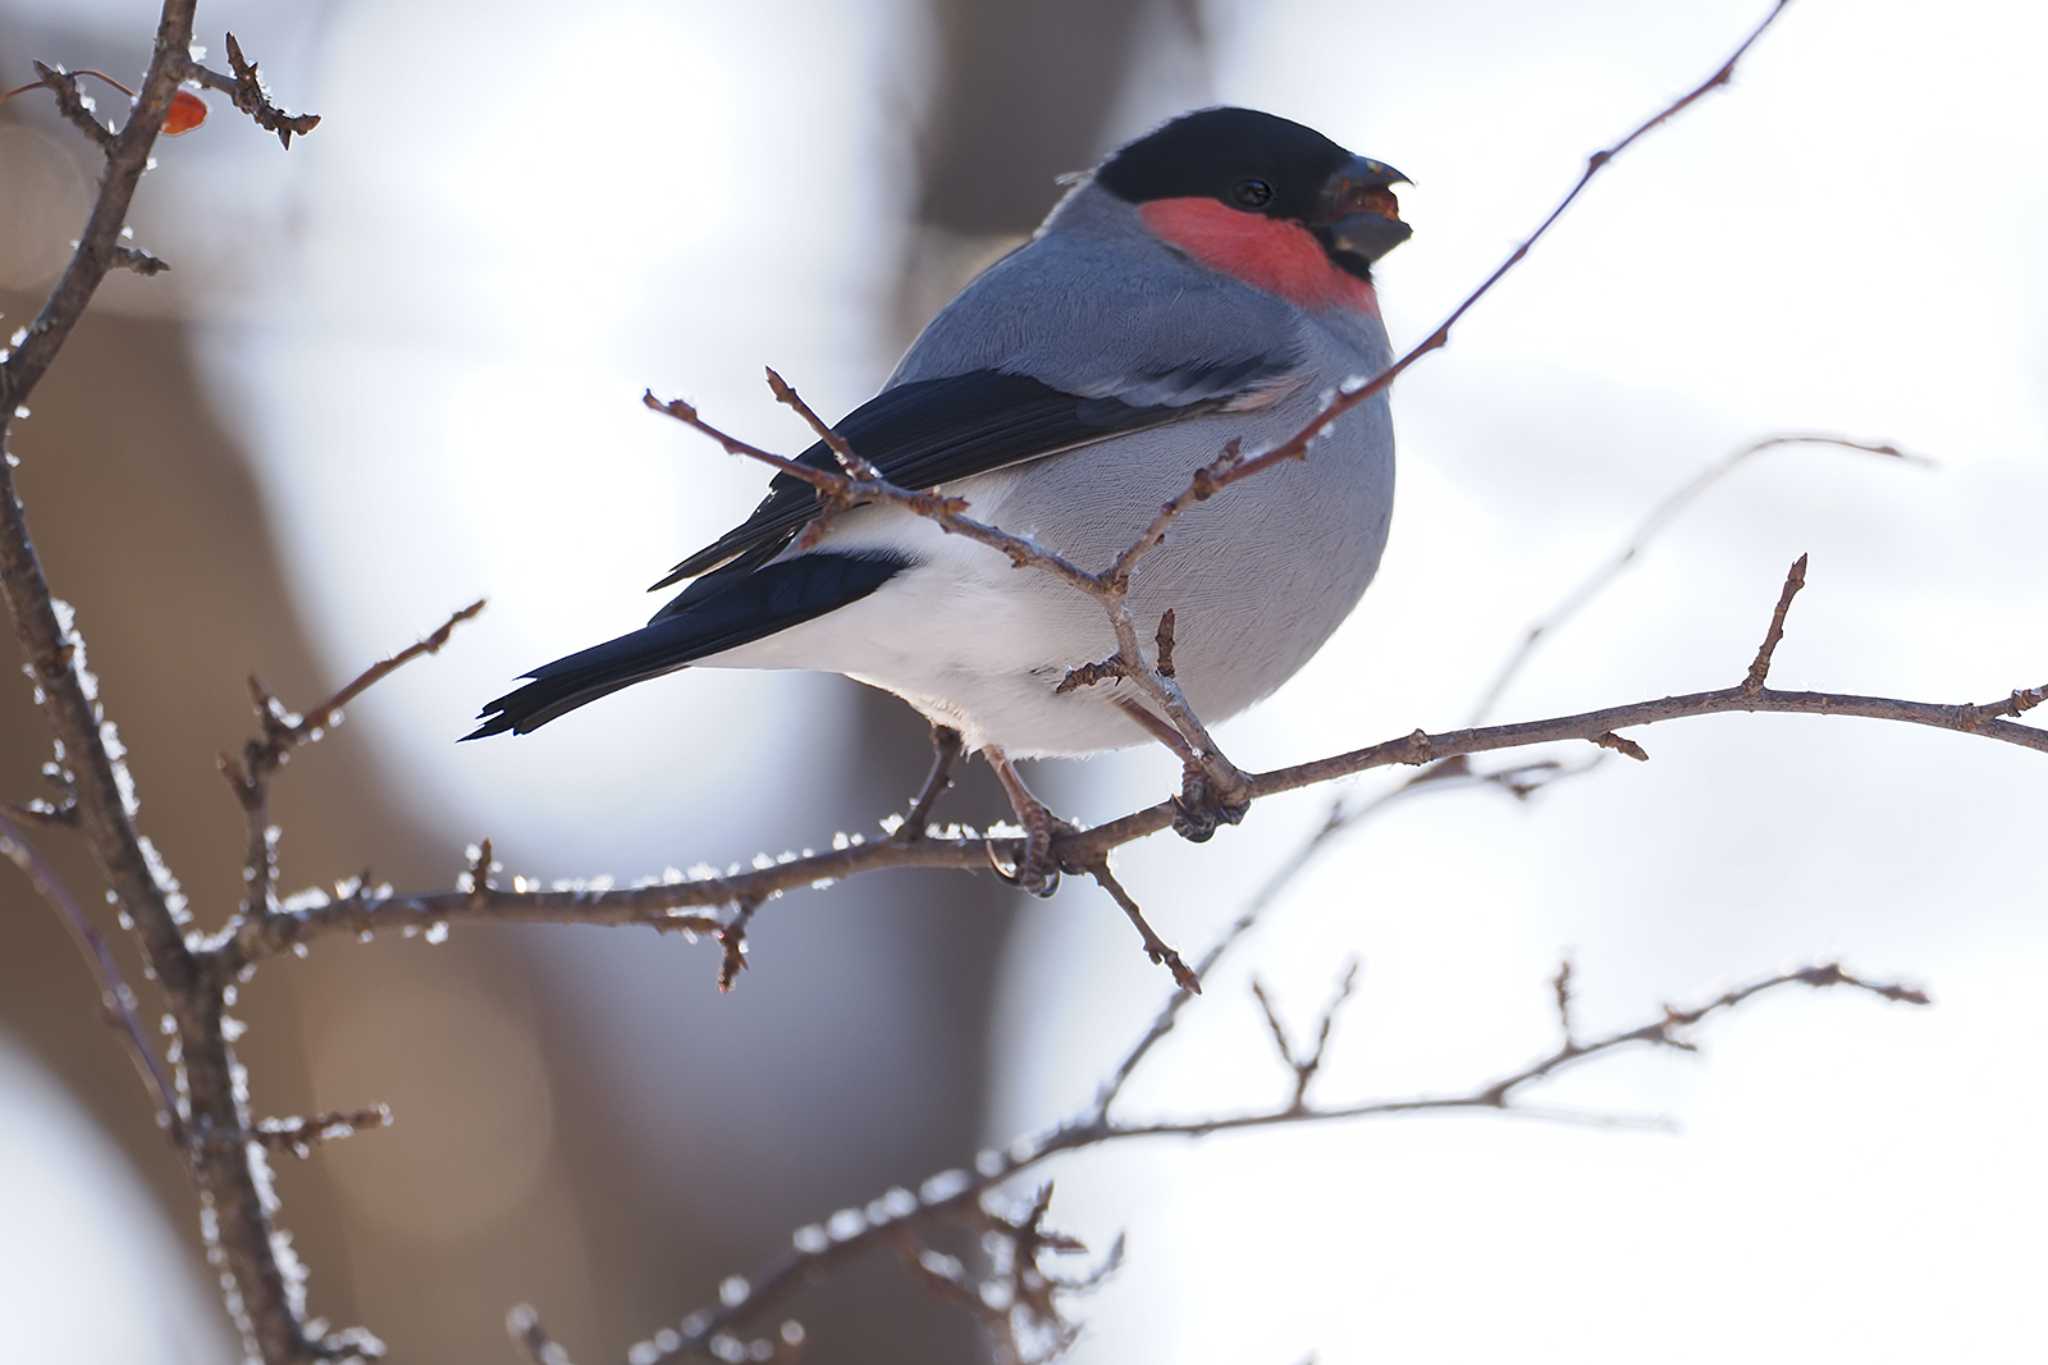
<box><xmin>1096</xmin><ymin>107</ymin><xmax>1355</xmax><ymax>221</ymax></box>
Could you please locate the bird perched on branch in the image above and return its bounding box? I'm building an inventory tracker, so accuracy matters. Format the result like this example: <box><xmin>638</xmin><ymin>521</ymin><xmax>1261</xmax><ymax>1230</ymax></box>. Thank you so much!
<box><xmin>470</xmin><ymin>107</ymin><xmax>1410</xmax><ymax>890</ymax></box>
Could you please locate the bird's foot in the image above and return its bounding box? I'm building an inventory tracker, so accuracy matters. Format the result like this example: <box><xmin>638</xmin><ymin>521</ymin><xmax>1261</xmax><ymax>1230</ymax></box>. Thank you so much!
<box><xmin>985</xmin><ymin>807</ymin><xmax>1079</xmax><ymax>898</ymax></box>
<box><xmin>983</xmin><ymin>744</ymin><xmax>1076</xmax><ymax>897</ymax></box>
<box><xmin>1171</xmin><ymin>759</ymin><xmax>1252</xmax><ymax>843</ymax></box>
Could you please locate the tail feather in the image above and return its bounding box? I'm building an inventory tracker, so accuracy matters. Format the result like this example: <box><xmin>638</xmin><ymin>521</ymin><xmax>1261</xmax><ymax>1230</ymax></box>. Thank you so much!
<box><xmin>465</xmin><ymin>551</ymin><xmax>909</xmax><ymax>739</ymax></box>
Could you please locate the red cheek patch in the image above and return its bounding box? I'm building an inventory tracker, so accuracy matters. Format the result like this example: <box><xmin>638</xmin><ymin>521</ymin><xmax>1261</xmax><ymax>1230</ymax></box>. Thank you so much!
<box><xmin>1139</xmin><ymin>196</ymin><xmax>1379</xmax><ymax>316</ymax></box>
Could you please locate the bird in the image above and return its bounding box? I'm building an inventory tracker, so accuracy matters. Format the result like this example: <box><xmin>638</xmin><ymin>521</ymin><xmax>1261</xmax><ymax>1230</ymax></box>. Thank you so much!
<box><xmin>468</xmin><ymin>106</ymin><xmax>1410</xmax><ymax>892</ymax></box>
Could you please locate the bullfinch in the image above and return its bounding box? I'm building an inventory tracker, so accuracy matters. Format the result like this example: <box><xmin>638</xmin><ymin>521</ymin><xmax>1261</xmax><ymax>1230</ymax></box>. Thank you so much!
<box><xmin>469</xmin><ymin>107</ymin><xmax>1410</xmax><ymax>885</ymax></box>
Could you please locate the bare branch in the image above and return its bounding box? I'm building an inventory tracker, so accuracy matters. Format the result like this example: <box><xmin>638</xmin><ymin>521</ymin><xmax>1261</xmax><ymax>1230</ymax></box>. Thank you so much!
<box><xmin>222</xmin><ymin>599</ymin><xmax>485</xmax><ymax>922</ymax></box>
<box><xmin>0</xmin><ymin>810</ymin><xmax>180</xmax><ymax>1131</ymax></box>
<box><xmin>25</xmin><ymin>62</ymin><xmax>116</xmax><ymax>149</ymax></box>
<box><xmin>893</xmin><ymin>725</ymin><xmax>963</xmax><ymax>841</ymax></box>
<box><xmin>111</xmin><ymin>244</ymin><xmax>172</xmax><ymax>275</ymax></box>
<box><xmin>603</xmin><ymin>959</ymin><xmax>1920</xmax><ymax>1360</ymax></box>
<box><xmin>185</xmin><ymin>32</ymin><xmax>321</xmax><ymax>147</ymax></box>
<box><xmin>1153</xmin><ymin>1</ymin><xmax>1799</xmax><ymax>522</ymax></box>
<box><xmin>716</xmin><ymin>898</ymin><xmax>761</xmax><ymax>992</ymax></box>
<box><xmin>1552</xmin><ymin>959</ymin><xmax>1577</xmax><ymax>1045</ymax></box>
<box><xmin>1744</xmin><ymin>553</ymin><xmax>1809</xmax><ymax>693</ymax></box>
<box><xmin>241</xmin><ymin>1105</ymin><xmax>394</xmax><ymax>1159</ymax></box>
<box><xmin>1253</xmin><ymin>960</ymin><xmax>1363</xmax><ymax>1109</ymax></box>
<box><xmin>235</xmin><ymin>597</ymin><xmax>488</xmax><ymax>793</ymax></box>
<box><xmin>763</xmin><ymin>366</ymin><xmax>883</xmax><ymax>480</ymax></box>
<box><xmin>1053</xmin><ymin>653</ymin><xmax>1126</xmax><ymax>695</ymax></box>
<box><xmin>249</xmin><ymin>617</ymin><xmax>2047</xmax><ymax>964</ymax></box>
<box><xmin>1470</xmin><ymin>434</ymin><xmax>1927</xmax><ymax>723</ymax></box>
<box><xmin>1249</xmin><ymin>978</ymin><xmax>1295</xmax><ymax>1075</ymax></box>
<box><xmin>1298</xmin><ymin>958</ymin><xmax>1362</xmax><ymax>1103</ymax></box>
<box><xmin>1081</xmin><ymin>857</ymin><xmax>1199</xmax><ymax>993</ymax></box>
<box><xmin>1958</xmin><ymin>685</ymin><xmax>2047</xmax><ymax>730</ymax></box>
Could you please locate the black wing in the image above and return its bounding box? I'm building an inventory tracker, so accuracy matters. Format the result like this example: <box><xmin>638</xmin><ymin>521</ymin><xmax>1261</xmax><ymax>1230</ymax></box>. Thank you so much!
<box><xmin>653</xmin><ymin>361</ymin><xmax>1290</xmax><ymax>590</ymax></box>
<box><xmin>467</xmin><ymin>551</ymin><xmax>909</xmax><ymax>738</ymax></box>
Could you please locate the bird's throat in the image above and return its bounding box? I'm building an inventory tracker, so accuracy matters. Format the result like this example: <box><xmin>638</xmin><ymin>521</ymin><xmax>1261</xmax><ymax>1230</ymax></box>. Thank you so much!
<box><xmin>1139</xmin><ymin>197</ymin><xmax>1380</xmax><ymax>316</ymax></box>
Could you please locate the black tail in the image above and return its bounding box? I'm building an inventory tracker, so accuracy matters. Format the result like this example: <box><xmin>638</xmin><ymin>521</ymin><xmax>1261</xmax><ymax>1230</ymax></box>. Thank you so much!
<box><xmin>464</xmin><ymin>552</ymin><xmax>908</xmax><ymax>739</ymax></box>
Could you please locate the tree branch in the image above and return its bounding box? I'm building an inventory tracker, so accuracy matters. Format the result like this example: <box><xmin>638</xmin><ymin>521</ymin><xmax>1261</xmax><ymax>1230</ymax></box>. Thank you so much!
<box><xmin>0</xmin><ymin>809</ymin><xmax>179</xmax><ymax>1129</ymax></box>
<box><xmin>184</xmin><ymin>32</ymin><xmax>322</xmax><ymax>147</ymax></box>
<box><xmin>1744</xmin><ymin>554</ymin><xmax>1807</xmax><ymax>692</ymax></box>
<box><xmin>0</xmin><ymin>12</ymin><xmax>350</xmax><ymax>1361</ymax></box>
<box><xmin>601</xmin><ymin>959</ymin><xmax>1922</xmax><ymax>1362</ymax></box>
<box><xmin>248</xmin><ymin>557</ymin><xmax>2044</xmax><ymax>965</ymax></box>
<box><xmin>1467</xmin><ymin>433</ymin><xmax>1927</xmax><ymax>724</ymax></box>
<box><xmin>220</xmin><ymin>599</ymin><xmax>485</xmax><ymax>920</ymax></box>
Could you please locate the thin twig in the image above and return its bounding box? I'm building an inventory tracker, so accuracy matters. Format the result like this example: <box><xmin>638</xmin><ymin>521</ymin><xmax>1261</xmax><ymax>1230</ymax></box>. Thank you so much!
<box><xmin>25</xmin><ymin>62</ymin><xmax>116</xmax><ymax>149</ymax></box>
<box><xmin>184</xmin><ymin>32</ymin><xmax>321</xmax><ymax>147</ymax></box>
<box><xmin>1081</xmin><ymin>858</ymin><xmax>1199</xmax><ymax>993</ymax></box>
<box><xmin>235</xmin><ymin>597</ymin><xmax>488</xmax><ymax>792</ymax></box>
<box><xmin>1182</xmin><ymin>1</ymin><xmax>1799</xmax><ymax>511</ymax></box>
<box><xmin>894</xmin><ymin>725</ymin><xmax>963</xmax><ymax>841</ymax></box>
<box><xmin>607</xmin><ymin>960</ymin><xmax>1920</xmax><ymax>1361</ymax></box>
<box><xmin>221</xmin><ymin>599</ymin><xmax>485</xmax><ymax>923</ymax></box>
<box><xmin>1468</xmin><ymin>434</ymin><xmax>1927</xmax><ymax>724</ymax></box>
<box><xmin>1552</xmin><ymin>959</ymin><xmax>1577</xmax><ymax>1045</ymax></box>
<box><xmin>717</xmin><ymin>897</ymin><xmax>761</xmax><ymax>992</ymax></box>
<box><xmin>0</xmin><ymin>810</ymin><xmax>180</xmax><ymax>1131</ymax></box>
<box><xmin>241</xmin><ymin>1105</ymin><xmax>394</xmax><ymax>1159</ymax></box>
<box><xmin>1744</xmin><ymin>554</ymin><xmax>1808</xmax><ymax>693</ymax></box>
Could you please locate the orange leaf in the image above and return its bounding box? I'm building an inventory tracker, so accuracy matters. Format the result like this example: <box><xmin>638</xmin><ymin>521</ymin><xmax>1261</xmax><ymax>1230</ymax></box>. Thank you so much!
<box><xmin>163</xmin><ymin>90</ymin><xmax>207</xmax><ymax>135</ymax></box>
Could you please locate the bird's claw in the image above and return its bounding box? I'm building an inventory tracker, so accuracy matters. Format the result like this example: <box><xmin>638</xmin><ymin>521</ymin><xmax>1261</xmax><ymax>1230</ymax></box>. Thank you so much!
<box><xmin>985</xmin><ymin>811</ymin><xmax>1078</xmax><ymax>898</ymax></box>
<box><xmin>1171</xmin><ymin>762</ymin><xmax>1252</xmax><ymax>843</ymax></box>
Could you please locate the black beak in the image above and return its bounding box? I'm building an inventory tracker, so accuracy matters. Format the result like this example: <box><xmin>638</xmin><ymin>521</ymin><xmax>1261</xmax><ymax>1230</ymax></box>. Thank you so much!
<box><xmin>1313</xmin><ymin>154</ymin><xmax>1412</xmax><ymax>269</ymax></box>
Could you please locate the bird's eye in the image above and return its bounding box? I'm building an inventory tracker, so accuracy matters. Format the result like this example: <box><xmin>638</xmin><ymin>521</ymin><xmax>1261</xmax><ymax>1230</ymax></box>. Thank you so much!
<box><xmin>1231</xmin><ymin>178</ymin><xmax>1274</xmax><ymax>209</ymax></box>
